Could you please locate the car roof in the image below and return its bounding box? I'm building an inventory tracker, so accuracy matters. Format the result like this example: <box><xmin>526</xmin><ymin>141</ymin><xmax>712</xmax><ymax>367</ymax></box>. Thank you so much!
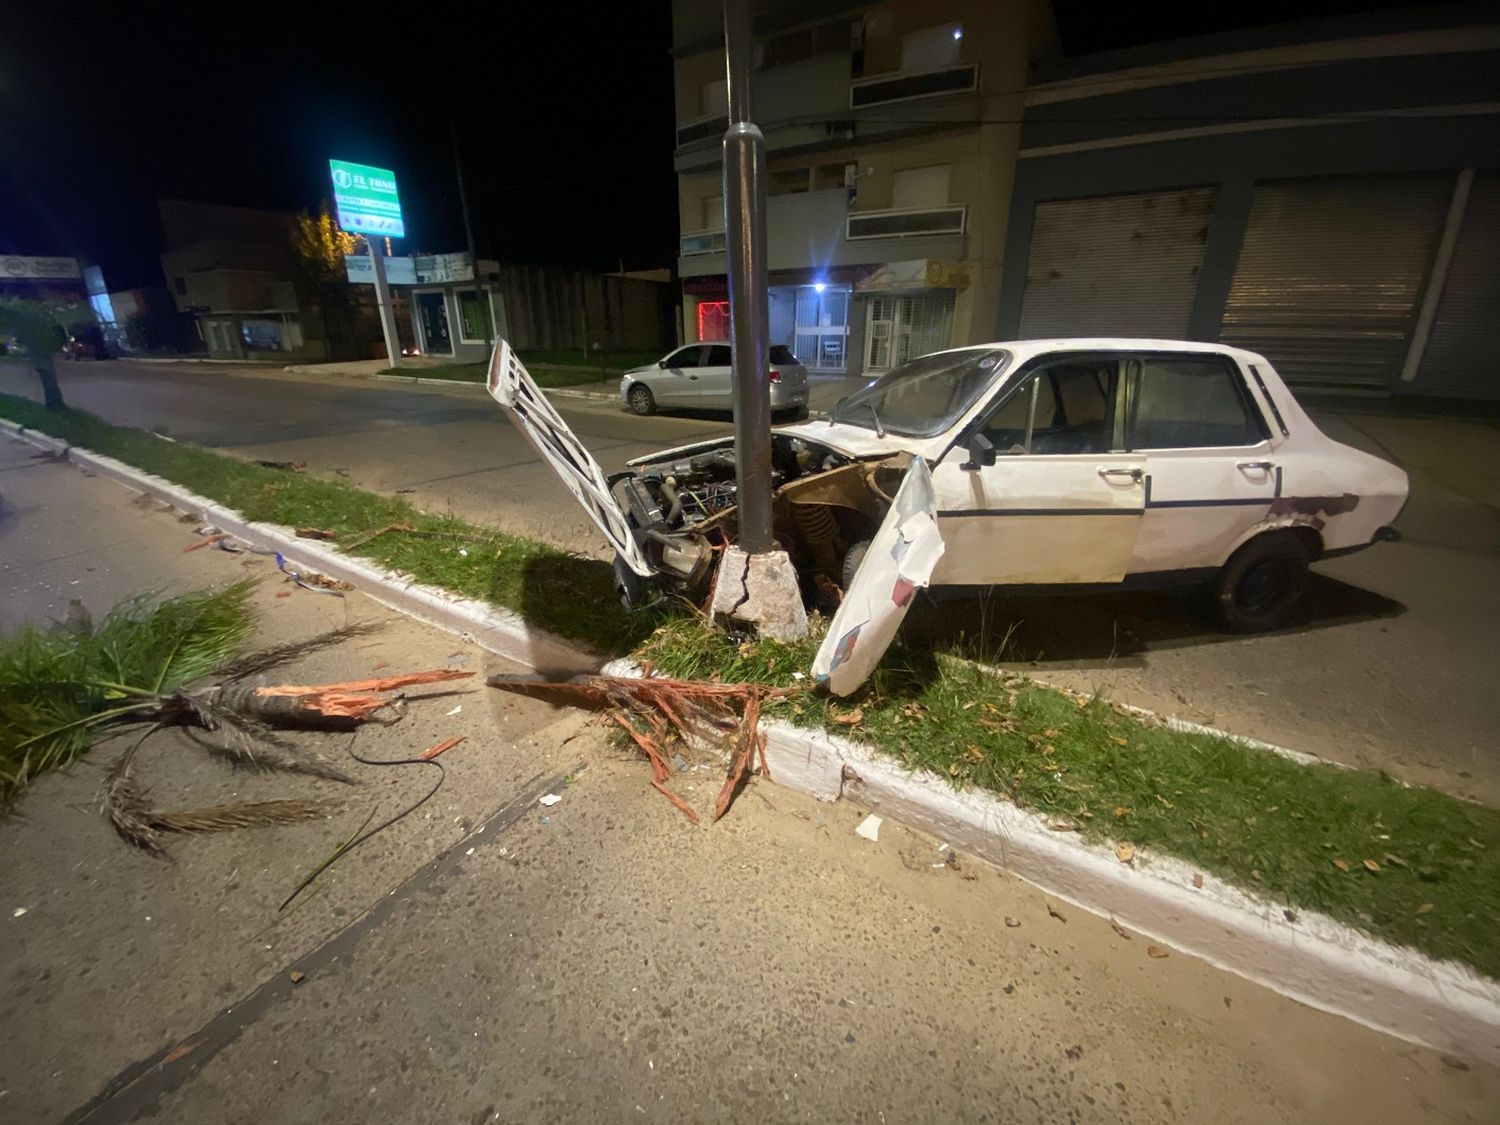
<box><xmin>941</xmin><ymin>338</ymin><xmax>1271</xmax><ymax>366</ymax></box>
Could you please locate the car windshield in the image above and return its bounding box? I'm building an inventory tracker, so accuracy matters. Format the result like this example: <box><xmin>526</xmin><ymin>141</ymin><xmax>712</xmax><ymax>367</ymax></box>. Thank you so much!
<box><xmin>831</xmin><ymin>349</ymin><xmax>1011</xmax><ymax>438</ymax></box>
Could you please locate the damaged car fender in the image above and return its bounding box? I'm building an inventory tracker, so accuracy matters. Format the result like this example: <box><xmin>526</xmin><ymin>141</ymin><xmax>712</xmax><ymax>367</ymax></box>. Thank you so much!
<box><xmin>813</xmin><ymin>457</ymin><xmax>945</xmax><ymax>697</ymax></box>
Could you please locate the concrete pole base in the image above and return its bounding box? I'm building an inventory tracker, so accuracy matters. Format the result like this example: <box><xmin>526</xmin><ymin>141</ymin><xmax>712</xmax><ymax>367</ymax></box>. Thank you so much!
<box><xmin>709</xmin><ymin>545</ymin><xmax>809</xmax><ymax>643</ymax></box>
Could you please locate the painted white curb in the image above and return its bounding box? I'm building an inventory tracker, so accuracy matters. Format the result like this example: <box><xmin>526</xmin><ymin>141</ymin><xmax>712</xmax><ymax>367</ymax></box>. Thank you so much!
<box><xmin>6</xmin><ymin>418</ymin><xmax>1497</xmax><ymax>1065</ymax></box>
<box><xmin>0</xmin><ymin>421</ymin><xmax>599</xmax><ymax>674</ymax></box>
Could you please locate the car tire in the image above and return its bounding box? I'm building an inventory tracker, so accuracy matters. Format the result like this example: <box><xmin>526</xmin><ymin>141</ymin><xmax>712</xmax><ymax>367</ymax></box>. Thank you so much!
<box><xmin>627</xmin><ymin>384</ymin><xmax>656</xmax><ymax>416</ymax></box>
<box><xmin>1214</xmin><ymin>532</ymin><xmax>1309</xmax><ymax>633</ymax></box>
<box><xmin>841</xmin><ymin>538</ymin><xmax>872</xmax><ymax>589</ymax></box>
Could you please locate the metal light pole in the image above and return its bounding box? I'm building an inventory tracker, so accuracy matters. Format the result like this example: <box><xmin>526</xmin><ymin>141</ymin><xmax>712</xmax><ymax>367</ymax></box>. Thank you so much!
<box><xmin>451</xmin><ymin>119</ymin><xmax>495</xmax><ymax>348</ymax></box>
<box><xmin>721</xmin><ymin>0</ymin><xmax>773</xmax><ymax>554</ymax></box>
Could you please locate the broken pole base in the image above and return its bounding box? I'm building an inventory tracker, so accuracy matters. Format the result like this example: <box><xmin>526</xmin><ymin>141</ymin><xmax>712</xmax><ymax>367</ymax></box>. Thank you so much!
<box><xmin>709</xmin><ymin>545</ymin><xmax>809</xmax><ymax>643</ymax></box>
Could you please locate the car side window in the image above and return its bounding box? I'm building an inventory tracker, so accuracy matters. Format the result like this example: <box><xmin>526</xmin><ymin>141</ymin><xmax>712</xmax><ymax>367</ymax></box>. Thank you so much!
<box><xmin>1129</xmin><ymin>356</ymin><xmax>1265</xmax><ymax>449</ymax></box>
<box><xmin>666</xmin><ymin>346</ymin><xmax>703</xmax><ymax>368</ymax></box>
<box><xmin>978</xmin><ymin>361</ymin><xmax>1118</xmax><ymax>455</ymax></box>
<box><xmin>703</xmin><ymin>345</ymin><xmax>732</xmax><ymax>366</ymax></box>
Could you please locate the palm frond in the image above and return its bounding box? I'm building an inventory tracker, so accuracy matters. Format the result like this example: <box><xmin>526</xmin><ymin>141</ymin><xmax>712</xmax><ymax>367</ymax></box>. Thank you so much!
<box><xmin>92</xmin><ymin>579</ymin><xmax>257</xmax><ymax>694</ymax></box>
<box><xmin>215</xmin><ymin>621</ymin><xmax>384</xmax><ymax>683</ymax></box>
<box><xmin>103</xmin><ymin>733</ymin><xmax>167</xmax><ymax>853</ymax></box>
<box><xmin>151</xmin><ymin>799</ymin><xmax>337</xmax><ymax>834</ymax></box>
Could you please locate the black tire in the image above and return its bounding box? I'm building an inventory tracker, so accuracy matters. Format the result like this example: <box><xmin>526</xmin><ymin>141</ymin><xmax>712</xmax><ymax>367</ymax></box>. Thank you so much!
<box><xmin>841</xmin><ymin>538</ymin><xmax>872</xmax><ymax>589</ymax></box>
<box><xmin>627</xmin><ymin>383</ymin><xmax>656</xmax><ymax>416</ymax></box>
<box><xmin>1214</xmin><ymin>533</ymin><xmax>1309</xmax><ymax>633</ymax></box>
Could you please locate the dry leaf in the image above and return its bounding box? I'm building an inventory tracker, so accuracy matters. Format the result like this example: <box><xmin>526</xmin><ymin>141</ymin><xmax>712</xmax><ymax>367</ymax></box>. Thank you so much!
<box><xmin>1332</xmin><ymin>858</ymin><xmax>1351</xmax><ymax>872</ymax></box>
<box><xmin>1146</xmin><ymin>945</ymin><xmax>1170</xmax><ymax>959</ymax></box>
<box><xmin>832</xmin><ymin>708</ymin><xmax>864</xmax><ymax>726</ymax></box>
<box><xmin>1251</xmin><ymin>869</ymin><xmax>1264</xmax><ymax>882</ymax></box>
<box><xmin>1113</xmin><ymin>806</ymin><xmax>1131</xmax><ymax>819</ymax></box>
<box><xmin>1416</xmin><ymin>902</ymin><xmax>1435</xmax><ymax>915</ymax></box>
<box><xmin>1383</xmin><ymin>852</ymin><xmax>1408</xmax><ymax>868</ymax></box>
<box><xmin>1191</xmin><ymin>873</ymin><xmax>1204</xmax><ymax>889</ymax></box>
<box><xmin>1116</xmin><ymin>843</ymin><xmax>1135</xmax><ymax>864</ymax></box>
<box><xmin>161</xmin><ymin>1039</ymin><xmax>201</xmax><ymax>1065</ymax></box>
<box><xmin>1112</xmin><ymin>737</ymin><xmax>1128</xmax><ymax>746</ymax></box>
<box><xmin>1362</xmin><ymin>858</ymin><xmax>1381</xmax><ymax>872</ymax></box>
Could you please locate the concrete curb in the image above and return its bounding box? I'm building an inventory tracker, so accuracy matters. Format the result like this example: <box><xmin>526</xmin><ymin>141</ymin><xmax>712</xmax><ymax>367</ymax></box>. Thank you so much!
<box><xmin>4</xmin><ymin>418</ymin><xmax>1497</xmax><ymax>1065</ymax></box>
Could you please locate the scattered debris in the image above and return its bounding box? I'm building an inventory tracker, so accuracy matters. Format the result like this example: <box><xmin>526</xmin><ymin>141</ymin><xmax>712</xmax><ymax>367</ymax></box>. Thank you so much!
<box><xmin>445</xmin><ymin>704</ymin><xmax>463</xmax><ymax>716</ymax></box>
<box><xmin>1004</xmin><ymin>916</ymin><xmax>1020</xmax><ymax>928</ymax></box>
<box><xmin>274</xmin><ymin>553</ymin><xmax>353</xmax><ymax>596</ymax></box>
<box><xmin>289</xmin><ymin>970</ymin><xmax>306</xmax><ymax>984</ymax></box>
<box><xmin>254</xmin><ymin>459</ymin><xmax>306</xmax><ymax>472</ymax></box>
<box><xmin>1146</xmin><ymin>945</ymin><xmax>1170</xmax><ymax>959</ymax></box>
<box><xmin>1115</xmin><ymin>843</ymin><xmax>1135</xmax><ymax>864</ymax></box>
<box><xmin>161</xmin><ymin>1039</ymin><xmax>202</xmax><ymax>1065</ymax></box>
<box><xmin>294</xmin><ymin>528</ymin><xmax>339</xmax><ymax>541</ymax></box>
<box><xmin>1192</xmin><ymin>873</ymin><xmax>1204</xmax><ymax>889</ymax></box>
<box><xmin>1046</xmin><ymin>903</ymin><xmax>1068</xmax><ymax>923</ymax></box>
<box><xmin>183</xmin><ymin>534</ymin><xmax>229</xmax><ymax>553</ymax></box>
<box><xmin>420</xmin><ymin>736</ymin><xmax>466</xmax><ymax>761</ymax></box>
<box><xmin>12</xmin><ymin>907</ymin><xmax>27</xmax><ymax>918</ymax></box>
<box><xmin>650</xmin><ymin>779</ymin><xmax>700</xmax><ymax>826</ymax></box>
<box><xmin>1065</xmin><ymin>1045</ymin><xmax>1084</xmax><ymax>1060</ymax></box>
<box><xmin>1441</xmin><ymin>1054</ymin><xmax>1471</xmax><ymax>1072</ymax></box>
<box><xmin>1283</xmin><ymin>908</ymin><xmax>1298</xmax><ymax>924</ymax></box>
<box><xmin>855</xmin><ymin>814</ymin><xmax>882</xmax><ymax>842</ymax></box>
<box><xmin>1109</xmin><ymin>918</ymin><xmax>1133</xmax><ymax>941</ymax></box>
<box><xmin>538</xmin><ymin>793</ymin><xmax>562</xmax><ymax>807</ymax></box>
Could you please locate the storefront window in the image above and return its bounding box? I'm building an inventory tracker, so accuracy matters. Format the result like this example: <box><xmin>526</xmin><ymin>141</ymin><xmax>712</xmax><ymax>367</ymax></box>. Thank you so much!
<box><xmin>792</xmin><ymin>286</ymin><xmax>850</xmax><ymax>371</ymax></box>
<box><xmin>458</xmin><ymin>289</ymin><xmax>489</xmax><ymax>342</ymax></box>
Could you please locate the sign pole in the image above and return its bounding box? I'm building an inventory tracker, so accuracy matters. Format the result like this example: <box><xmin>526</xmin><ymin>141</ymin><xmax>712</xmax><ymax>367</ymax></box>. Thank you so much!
<box><xmin>368</xmin><ymin>237</ymin><xmax>402</xmax><ymax>369</ymax></box>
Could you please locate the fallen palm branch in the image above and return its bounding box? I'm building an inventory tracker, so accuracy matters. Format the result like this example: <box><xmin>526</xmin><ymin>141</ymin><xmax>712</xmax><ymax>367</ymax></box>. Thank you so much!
<box><xmin>487</xmin><ymin>673</ymin><xmax>794</xmax><ymax>823</ymax></box>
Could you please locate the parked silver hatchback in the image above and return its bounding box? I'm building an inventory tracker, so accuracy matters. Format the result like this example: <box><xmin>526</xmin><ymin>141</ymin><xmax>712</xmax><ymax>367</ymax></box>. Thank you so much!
<box><xmin>620</xmin><ymin>340</ymin><xmax>810</xmax><ymax>418</ymax></box>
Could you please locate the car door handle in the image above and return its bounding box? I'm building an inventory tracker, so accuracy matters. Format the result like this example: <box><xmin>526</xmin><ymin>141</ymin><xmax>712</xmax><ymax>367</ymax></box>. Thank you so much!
<box><xmin>1098</xmin><ymin>467</ymin><xmax>1143</xmax><ymax>483</ymax></box>
<box><xmin>1237</xmin><ymin>460</ymin><xmax>1275</xmax><ymax>472</ymax></box>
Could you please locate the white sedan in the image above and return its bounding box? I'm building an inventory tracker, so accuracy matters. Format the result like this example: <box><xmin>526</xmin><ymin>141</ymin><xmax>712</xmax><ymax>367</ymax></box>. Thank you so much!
<box><xmin>490</xmin><ymin>338</ymin><xmax>1408</xmax><ymax>648</ymax></box>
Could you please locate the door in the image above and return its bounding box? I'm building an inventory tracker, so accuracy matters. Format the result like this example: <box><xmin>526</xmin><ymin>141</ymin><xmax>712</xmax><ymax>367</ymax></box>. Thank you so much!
<box><xmin>865</xmin><ymin>293</ymin><xmax>955</xmax><ymax>374</ymax></box>
<box><xmin>416</xmin><ymin>291</ymin><xmax>452</xmax><ymax>355</ymax></box>
<box><xmin>930</xmin><ymin>356</ymin><xmax>1144</xmax><ymax>585</ymax></box>
<box><xmin>1219</xmin><ymin>174</ymin><xmax>1451</xmax><ymax>390</ymax></box>
<box><xmin>658</xmin><ymin>344</ymin><xmax>706</xmax><ymax>406</ymax></box>
<box><xmin>695</xmin><ymin>343</ymin><xmax>734</xmax><ymax>405</ymax></box>
<box><xmin>1129</xmin><ymin>353</ymin><xmax>1278</xmax><ymax>572</ymax></box>
<box><xmin>1019</xmin><ymin>187</ymin><xmax>1216</xmax><ymax>340</ymax></box>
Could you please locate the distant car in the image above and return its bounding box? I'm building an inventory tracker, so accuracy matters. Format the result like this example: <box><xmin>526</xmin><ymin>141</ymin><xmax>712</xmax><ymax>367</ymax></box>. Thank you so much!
<box><xmin>63</xmin><ymin>323</ymin><xmax>109</xmax><ymax>361</ymax></box>
<box><xmin>620</xmin><ymin>341</ymin><xmax>809</xmax><ymax>418</ymax></box>
<box><xmin>494</xmin><ymin>338</ymin><xmax>1409</xmax><ymax>639</ymax></box>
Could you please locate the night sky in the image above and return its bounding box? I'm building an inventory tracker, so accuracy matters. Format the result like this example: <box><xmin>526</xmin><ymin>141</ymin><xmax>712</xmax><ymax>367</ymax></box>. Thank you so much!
<box><xmin>0</xmin><ymin>0</ymin><xmax>1435</xmax><ymax>290</ymax></box>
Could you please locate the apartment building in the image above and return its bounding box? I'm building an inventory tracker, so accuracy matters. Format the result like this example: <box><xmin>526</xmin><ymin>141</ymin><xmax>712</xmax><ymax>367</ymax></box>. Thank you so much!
<box><xmin>672</xmin><ymin>2</ymin><xmax>1500</xmax><ymax>400</ymax></box>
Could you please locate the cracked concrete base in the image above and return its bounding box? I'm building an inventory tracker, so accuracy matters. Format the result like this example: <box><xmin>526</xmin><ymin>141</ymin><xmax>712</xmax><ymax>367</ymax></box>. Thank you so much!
<box><xmin>708</xmin><ymin>545</ymin><xmax>809</xmax><ymax>642</ymax></box>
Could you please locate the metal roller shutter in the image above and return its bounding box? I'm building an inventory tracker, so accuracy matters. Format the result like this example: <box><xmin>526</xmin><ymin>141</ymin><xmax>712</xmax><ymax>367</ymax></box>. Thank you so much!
<box><xmin>1018</xmin><ymin>188</ymin><xmax>1215</xmax><ymax>339</ymax></box>
<box><xmin>1416</xmin><ymin>171</ymin><xmax>1500</xmax><ymax>400</ymax></box>
<box><xmin>1220</xmin><ymin>174</ymin><xmax>1450</xmax><ymax>391</ymax></box>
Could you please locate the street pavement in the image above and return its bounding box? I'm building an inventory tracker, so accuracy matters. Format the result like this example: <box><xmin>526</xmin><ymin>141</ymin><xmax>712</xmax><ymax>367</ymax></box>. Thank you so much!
<box><xmin>3</xmin><ymin>358</ymin><xmax>1498</xmax><ymax>804</ymax></box>
<box><xmin>1</xmin><ymin>429</ymin><xmax>1495</xmax><ymax>1123</ymax></box>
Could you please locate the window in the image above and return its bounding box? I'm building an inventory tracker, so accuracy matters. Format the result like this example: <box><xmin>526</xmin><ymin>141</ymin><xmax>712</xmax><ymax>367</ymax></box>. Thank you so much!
<box><xmin>1129</xmin><ymin>357</ymin><xmax>1262</xmax><ymax>449</ymax></box>
<box><xmin>792</xmin><ymin>286</ymin><xmax>850</xmax><ymax>370</ymax></box>
<box><xmin>703</xmin><ymin>344</ymin><xmax>732</xmax><ymax>366</ymax></box>
<box><xmin>832</xmin><ymin>348</ymin><xmax>1009</xmax><ymax>438</ymax></box>
<box><xmin>457</xmin><ymin>289</ymin><xmax>489</xmax><ymax>342</ymax></box>
<box><xmin>666</xmin><ymin>345</ymin><xmax>705</xmax><ymax>368</ymax></box>
<box><xmin>762</xmin><ymin>19</ymin><xmax>853</xmax><ymax>69</ymax></box>
<box><xmin>769</xmin><ymin>345</ymin><xmax>797</xmax><ymax>365</ymax></box>
<box><xmin>173</xmin><ymin>276</ymin><xmax>187</xmax><ymax>296</ymax></box>
<box><xmin>696</xmin><ymin>300</ymin><xmax>729</xmax><ymax>340</ymax></box>
<box><xmin>891</xmin><ymin>165</ymin><xmax>950</xmax><ymax>209</ymax></box>
<box><xmin>901</xmin><ymin>24</ymin><xmax>962</xmax><ymax>72</ymax></box>
<box><xmin>979</xmin><ymin>361</ymin><xmax>1122</xmax><ymax>455</ymax></box>
<box><xmin>700</xmin><ymin>79</ymin><xmax>727</xmax><ymax>118</ymax></box>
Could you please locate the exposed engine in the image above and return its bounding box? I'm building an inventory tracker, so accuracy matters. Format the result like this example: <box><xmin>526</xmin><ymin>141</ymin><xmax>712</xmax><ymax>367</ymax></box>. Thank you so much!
<box><xmin>610</xmin><ymin>436</ymin><xmax>861</xmax><ymax>593</ymax></box>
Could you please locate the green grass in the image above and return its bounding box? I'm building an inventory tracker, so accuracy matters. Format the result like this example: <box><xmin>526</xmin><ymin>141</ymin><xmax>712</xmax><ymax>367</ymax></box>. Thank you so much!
<box><xmin>639</xmin><ymin>616</ymin><xmax>1500</xmax><ymax>980</ymax></box>
<box><xmin>377</xmin><ymin>361</ymin><xmax>609</xmax><ymax>389</ymax></box>
<box><xmin>0</xmin><ymin>394</ymin><xmax>653</xmax><ymax>654</ymax></box>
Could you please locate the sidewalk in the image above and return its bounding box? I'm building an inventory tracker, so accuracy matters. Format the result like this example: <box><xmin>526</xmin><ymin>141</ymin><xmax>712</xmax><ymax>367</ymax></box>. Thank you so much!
<box><xmin>5</xmin><ymin>430</ymin><xmax>1493</xmax><ymax>1122</ymax></box>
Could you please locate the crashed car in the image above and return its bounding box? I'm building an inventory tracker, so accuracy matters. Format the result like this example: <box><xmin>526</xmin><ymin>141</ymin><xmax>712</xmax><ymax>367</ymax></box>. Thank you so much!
<box><xmin>488</xmin><ymin>338</ymin><xmax>1407</xmax><ymax>671</ymax></box>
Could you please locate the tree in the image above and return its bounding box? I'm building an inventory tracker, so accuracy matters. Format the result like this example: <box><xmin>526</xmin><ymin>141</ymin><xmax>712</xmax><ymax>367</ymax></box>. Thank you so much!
<box><xmin>292</xmin><ymin>202</ymin><xmax>361</xmax><ymax>360</ymax></box>
<box><xmin>0</xmin><ymin>297</ymin><xmax>74</xmax><ymax>411</ymax></box>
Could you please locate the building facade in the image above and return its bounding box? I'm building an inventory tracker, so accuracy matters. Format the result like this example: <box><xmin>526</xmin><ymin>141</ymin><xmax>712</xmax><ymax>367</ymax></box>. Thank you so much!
<box><xmin>672</xmin><ymin>1</ymin><xmax>1500</xmax><ymax>399</ymax></box>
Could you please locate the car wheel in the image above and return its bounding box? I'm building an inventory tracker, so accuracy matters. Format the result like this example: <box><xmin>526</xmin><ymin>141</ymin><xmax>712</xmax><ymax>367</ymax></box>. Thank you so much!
<box><xmin>1214</xmin><ymin>533</ymin><xmax>1309</xmax><ymax>633</ymax></box>
<box><xmin>627</xmin><ymin>384</ymin><xmax>656</xmax><ymax>416</ymax></box>
<box><xmin>841</xmin><ymin>538</ymin><xmax>872</xmax><ymax>589</ymax></box>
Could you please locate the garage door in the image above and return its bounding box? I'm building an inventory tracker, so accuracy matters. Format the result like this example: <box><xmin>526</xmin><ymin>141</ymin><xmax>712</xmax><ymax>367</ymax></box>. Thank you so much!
<box><xmin>1219</xmin><ymin>174</ymin><xmax>1451</xmax><ymax>391</ymax></box>
<box><xmin>1018</xmin><ymin>188</ymin><xmax>1215</xmax><ymax>339</ymax></box>
<box><xmin>1416</xmin><ymin>171</ymin><xmax>1500</xmax><ymax>400</ymax></box>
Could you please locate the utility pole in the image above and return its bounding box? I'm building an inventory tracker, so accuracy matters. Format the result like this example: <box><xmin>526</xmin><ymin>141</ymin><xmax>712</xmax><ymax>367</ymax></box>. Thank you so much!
<box><xmin>704</xmin><ymin>0</ymin><xmax>808</xmax><ymax>642</ymax></box>
<box><xmin>722</xmin><ymin>0</ymin><xmax>772</xmax><ymax>554</ymax></box>
<box><xmin>367</xmin><ymin>236</ymin><xmax>402</xmax><ymax>368</ymax></box>
<box><xmin>451</xmin><ymin>118</ymin><xmax>495</xmax><ymax>349</ymax></box>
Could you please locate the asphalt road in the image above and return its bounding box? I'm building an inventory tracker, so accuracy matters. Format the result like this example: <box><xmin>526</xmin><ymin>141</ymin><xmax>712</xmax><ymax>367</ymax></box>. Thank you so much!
<box><xmin>4</xmin><ymin>358</ymin><xmax>1498</xmax><ymax>804</ymax></box>
<box><xmin>8</xmin><ymin>431</ymin><xmax>1494</xmax><ymax>1123</ymax></box>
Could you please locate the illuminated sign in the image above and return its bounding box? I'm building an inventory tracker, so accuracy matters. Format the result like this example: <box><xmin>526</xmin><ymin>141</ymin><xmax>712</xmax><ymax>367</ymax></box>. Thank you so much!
<box><xmin>329</xmin><ymin>159</ymin><xmax>406</xmax><ymax>238</ymax></box>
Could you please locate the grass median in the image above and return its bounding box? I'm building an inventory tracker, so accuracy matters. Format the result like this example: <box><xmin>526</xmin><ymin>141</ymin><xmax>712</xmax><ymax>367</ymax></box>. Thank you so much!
<box><xmin>5</xmin><ymin>392</ymin><xmax>1498</xmax><ymax>980</ymax></box>
<box><xmin>0</xmin><ymin>393</ymin><xmax>650</xmax><ymax>653</ymax></box>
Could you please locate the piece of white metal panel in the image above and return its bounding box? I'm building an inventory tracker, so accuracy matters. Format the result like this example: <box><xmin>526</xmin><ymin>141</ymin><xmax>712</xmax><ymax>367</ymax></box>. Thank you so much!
<box><xmin>1019</xmin><ymin>188</ymin><xmax>1215</xmax><ymax>340</ymax></box>
<box><xmin>486</xmin><ymin>341</ymin><xmax>654</xmax><ymax>577</ymax></box>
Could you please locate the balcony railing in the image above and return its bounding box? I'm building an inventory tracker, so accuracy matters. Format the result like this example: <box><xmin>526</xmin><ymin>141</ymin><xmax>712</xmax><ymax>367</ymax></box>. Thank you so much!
<box><xmin>680</xmin><ymin>228</ymin><xmax>727</xmax><ymax>256</ymax></box>
<box><xmin>849</xmin><ymin>63</ymin><xmax>979</xmax><ymax>109</ymax></box>
<box><xmin>845</xmin><ymin>205</ymin><xmax>967</xmax><ymax>241</ymax></box>
<box><xmin>676</xmin><ymin>114</ymin><xmax>725</xmax><ymax>147</ymax></box>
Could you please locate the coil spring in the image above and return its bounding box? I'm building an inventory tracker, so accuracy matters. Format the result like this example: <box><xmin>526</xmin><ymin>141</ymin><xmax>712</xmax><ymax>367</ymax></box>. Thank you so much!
<box><xmin>792</xmin><ymin>503</ymin><xmax>840</xmax><ymax>570</ymax></box>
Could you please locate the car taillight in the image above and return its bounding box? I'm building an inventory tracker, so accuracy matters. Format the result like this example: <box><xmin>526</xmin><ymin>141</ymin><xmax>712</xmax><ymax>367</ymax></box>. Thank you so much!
<box><xmin>769</xmin><ymin>369</ymin><xmax>781</xmax><ymax>383</ymax></box>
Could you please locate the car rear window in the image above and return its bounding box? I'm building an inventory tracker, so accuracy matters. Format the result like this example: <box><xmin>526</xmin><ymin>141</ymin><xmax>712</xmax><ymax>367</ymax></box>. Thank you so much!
<box><xmin>769</xmin><ymin>345</ymin><xmax>797</xmax><ymax>366</ymax></box>
<box><xmin>1129</xmin><ymin>357</ymin><xmax>1264</xmax><ymax>448</ymax></box>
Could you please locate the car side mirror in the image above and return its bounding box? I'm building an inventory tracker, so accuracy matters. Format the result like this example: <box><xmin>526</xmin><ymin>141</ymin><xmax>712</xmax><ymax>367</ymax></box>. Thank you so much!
<box><xmin>658</xmin><ymin>359</ymin><xmax>667</xmax><ymax>368</ymax></box>
<box><xmin>960</xmin><ymin>433</ymin><xmax>996</xmax><ymax>472</ymax></box>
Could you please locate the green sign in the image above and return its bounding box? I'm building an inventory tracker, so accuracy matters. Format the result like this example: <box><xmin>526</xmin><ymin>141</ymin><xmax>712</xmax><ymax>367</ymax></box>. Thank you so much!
<box><xmin>329</xmin><ymin>159</ymin><xmax>405</xmax><ymax>239</ymax></box>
